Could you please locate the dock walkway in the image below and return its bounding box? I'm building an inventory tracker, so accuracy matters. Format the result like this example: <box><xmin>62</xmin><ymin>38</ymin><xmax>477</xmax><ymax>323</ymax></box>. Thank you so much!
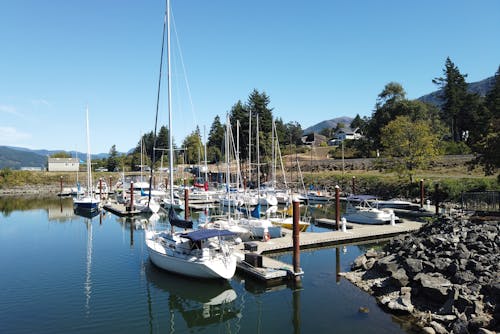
<box><xmin>235</xmin><ymin>219</ymin><xmax>423</xmax><ymax>282</ymax></box>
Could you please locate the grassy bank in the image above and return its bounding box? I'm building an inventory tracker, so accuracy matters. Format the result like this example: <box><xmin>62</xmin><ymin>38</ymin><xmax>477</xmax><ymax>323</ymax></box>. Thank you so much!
<box><xmin>1</xmin><ymin>168</ymin><xmax>498</xmax><ymax>202</ymax></box>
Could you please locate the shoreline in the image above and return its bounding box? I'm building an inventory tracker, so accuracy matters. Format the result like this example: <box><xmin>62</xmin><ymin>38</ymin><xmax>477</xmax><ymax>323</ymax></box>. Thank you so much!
<box><xmin>340</xmin><ymin>213</ymin><xmax>499</xmax><ymax>334</ymax></box>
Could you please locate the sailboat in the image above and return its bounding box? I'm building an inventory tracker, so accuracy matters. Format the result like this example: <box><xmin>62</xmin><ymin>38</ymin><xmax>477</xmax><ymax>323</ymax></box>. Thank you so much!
<box><xmin>145</xmin><ymin>0</ymin><xmax>238</xmax><ymax>280</ymax></box>
<box><xmin>73</xmin><ymin>107</ymin><xmax>100</xmax><ymax>213</ymax></box>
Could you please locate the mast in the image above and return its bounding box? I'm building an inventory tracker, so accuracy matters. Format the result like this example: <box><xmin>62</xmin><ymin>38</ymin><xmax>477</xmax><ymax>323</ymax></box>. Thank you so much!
<box><xmin>248</xmin><ymin>111</ymin><xmax>251</xmax><ymax>185</ymax></box>
<box><xmin>226</xmin><ymin>113</ymin><xmax>231</xmax><ymax>220</ymax></box>
<box><xmin>256</xmin><ymin>114</ymin><xmax>260</xmax><ymax>195</ymax></box>
<box><xmin>85</xmin><ymin>106</ymin><xmax>92</xmax><ymax>198</ymax></box>
<box><xmin>167</xmin><ymin>0</ymin><xmax>174</xmax><ymax>205</ymax></box>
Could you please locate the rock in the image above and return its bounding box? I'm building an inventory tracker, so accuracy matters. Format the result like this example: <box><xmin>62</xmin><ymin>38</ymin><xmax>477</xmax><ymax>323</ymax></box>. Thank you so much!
<box><xmin>450</xmin><ymin>319</ymin><xmax>470</xmax><ymax>334</ymax></box>
<box><xmin>405</xmin><ymin>258</ymin><xmax>423</xmax><ymax>276</ymax></box>
<box><xmin>390</xmin><ymin>268</ymin><xmax>409</xmax><ymax>287</ymax></box>
<box><xmin>422</xmin><ymin>327</ymin><xmax>436</xmax><ymax>334</ymax></box>
<box><xmin>430</xmin><ymin>321</ymin><xmax>448</xmax><ymax>334</ymax></box>
<box><xmin>414</xmin><ymin>273</ymin><xmax>452</xmax><ymax>304</ymax></box>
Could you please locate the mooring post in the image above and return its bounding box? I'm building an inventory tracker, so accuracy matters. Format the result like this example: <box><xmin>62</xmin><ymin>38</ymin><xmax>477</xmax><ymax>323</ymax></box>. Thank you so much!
<box><xmin>129</xmin><ymin>181</ymin><xmax>134</xmax><ymax>212</ymax></box>
<box><xmin>352</xmin><ymin>176</ymin><xmax>356</xmax><ymax>195</ymax></box>
<box><xmin>420</xmin><ymin>179</ymin><xmax>424</xmax><ymax>208</ymax></box>
<box><xmin>292</xmin><ymin>199</ymin><xmax>301</xmax><ymax>281</ymax></box>
<box><xmin>60</xmin><ymin>176</ymin><xmax>63</xmax><ymax>195</ymax></box>
<box><xmin>434</xmin><ymin>183</ymin><xmax>439</xmax><ymax>215</ymax></box>
<box><xmin>99</xmin><ymin>178</ymin><xmax>103</xmax><ymax>200</ymax></box>
<box><xmin>184</xmin><ymin>179</ymin><xmax>190</xmax><ymax>220</ymax></box>
<box><xmin>243</xmin><ymin>176</ymin><xmax>246</xmax><ymax>191</ymax></box>
<box><xmin>335</xmin><ymin>185</ymin><xmax>340</xmax><ymax>230</ymax></box>
<box><xmin>109</xmin><ymin>176</ymin><xmax>112</xmax><ymax>194</ymax></box>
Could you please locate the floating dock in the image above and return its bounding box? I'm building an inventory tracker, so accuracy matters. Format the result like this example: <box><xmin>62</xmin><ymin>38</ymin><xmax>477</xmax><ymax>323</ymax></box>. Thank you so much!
<box><xmin>103</xmin><ymin>202</ymin><xmax>142</xmax><ymax>216</ymax></box>
<box><xmin>235</xmin><ymin>219</ymin><xmax>423</xmax><ymax>283</ymax></box>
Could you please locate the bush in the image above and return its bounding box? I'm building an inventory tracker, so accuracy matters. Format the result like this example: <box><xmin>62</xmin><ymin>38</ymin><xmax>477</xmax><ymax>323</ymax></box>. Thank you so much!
<box><xmin>441</xmin><ymin>141</ymin><xmax>471</xmax><ymax>155</ymax></box>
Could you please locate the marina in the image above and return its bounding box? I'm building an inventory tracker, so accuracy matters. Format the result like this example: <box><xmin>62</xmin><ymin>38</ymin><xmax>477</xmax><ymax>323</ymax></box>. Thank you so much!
<box><xmin>0</xmin><ymin>196</ymin><xmax>421</xmax><ymax>334</ymax></box>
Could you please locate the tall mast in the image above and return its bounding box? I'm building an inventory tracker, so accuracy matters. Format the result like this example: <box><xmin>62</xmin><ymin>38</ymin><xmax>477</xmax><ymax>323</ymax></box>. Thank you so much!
<box><xmin>85</xmin><ymin>106</ymin><xmax>92</xmax><ymax>197</ymax></box>
<box><xmin>167</xmin><ymin>0</ymin><xmax>174</xmax><ymax>203</ymax></box>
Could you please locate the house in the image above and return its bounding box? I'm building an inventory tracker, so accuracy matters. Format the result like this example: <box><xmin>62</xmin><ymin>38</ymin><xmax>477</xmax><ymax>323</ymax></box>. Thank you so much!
<box><xmin>47</xmin><ymin>158</ymin><xmax>79</xmax><ymax>172</ymax></box>
<box><xmin>328</xmin><ymin>127</ymin><xmax>363</xmax><ymax>146</ymax></box>
<box><xmin>301</xmin><ymin>133</ymin><xmax>327</xmax><ymax>146</ymax></box>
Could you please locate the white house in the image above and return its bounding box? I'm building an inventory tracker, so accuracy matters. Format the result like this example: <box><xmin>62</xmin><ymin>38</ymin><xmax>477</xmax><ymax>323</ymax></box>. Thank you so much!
<box><xmin>47</xmin><ymin>158</ymin><xmax>79</xmax><ymax>172</ymax></box>
<box><xmin>328</xmin><ymin>127</ymin><xmax>363</xmax><ymax>146</ymax></box>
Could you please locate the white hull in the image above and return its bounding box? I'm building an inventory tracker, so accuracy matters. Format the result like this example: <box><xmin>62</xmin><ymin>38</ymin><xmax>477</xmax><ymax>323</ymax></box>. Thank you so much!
<box><xmin>344</xmin><ymin>207</ymin><xmax>398</xmax><ymax>225</ymax></box>
<box><xmin>145</xmin><ymin>231</ymin><xmax>237</xmax><ymax>280</ymax></box>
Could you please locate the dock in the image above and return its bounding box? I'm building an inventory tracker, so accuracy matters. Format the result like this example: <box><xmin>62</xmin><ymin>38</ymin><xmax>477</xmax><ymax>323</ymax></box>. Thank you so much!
<box><xmin>235</xmin><ymin>219</ymin><xmax>423</xmax><ymax>283</ymax></box>
<box><xmin>103</xmin><ymin>202</ymin><xmax>142</xmax><ymax>216</ymax></box>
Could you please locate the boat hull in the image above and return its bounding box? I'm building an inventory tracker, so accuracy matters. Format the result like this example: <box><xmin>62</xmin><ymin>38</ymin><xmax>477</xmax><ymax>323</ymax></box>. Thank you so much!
<box><xmin>145</xmin><ymin>232</ymin><xmax>237</xmax><ymax>280</ymax></box>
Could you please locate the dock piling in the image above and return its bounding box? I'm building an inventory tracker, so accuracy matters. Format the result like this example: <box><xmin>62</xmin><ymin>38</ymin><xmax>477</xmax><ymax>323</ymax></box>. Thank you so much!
<box><xmin>420</xmin><ymin>179</ymin><xmax>424</xmax><ymax>208</ymax></box>
<box><xmin>184</xmin><ymin>179</ymin><xmax>190</xmax><ymax>220</ymax></box>
<box><xmin>292</xmin><ymin>199</ymin><xmax>301</xmax><ymax>281</ymax></box>
<box><xmin>434</xmin><ymin>183</ymin><xmax>439</xmax><ymax>215</ymax></box>
<box><xmin>352</xmin><ymin>176</ymin><xmax>356</xmax><ymax>195</ymax></box>
<box><xmin>129</xmin><ymin>181</ymin><xmax>134</xmax><ymax>212</ymax></box>
<box><xmin>59</xmin><ymin>176</ymin><xmax>63</xmax><ymax>195</ymax></box>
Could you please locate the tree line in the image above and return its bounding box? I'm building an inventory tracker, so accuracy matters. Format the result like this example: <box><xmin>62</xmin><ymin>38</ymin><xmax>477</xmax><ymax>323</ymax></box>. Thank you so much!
<box><xmin>85</xmin><ymin>58</ymin><xmax>499</xmax><ymax>179</ymax></box>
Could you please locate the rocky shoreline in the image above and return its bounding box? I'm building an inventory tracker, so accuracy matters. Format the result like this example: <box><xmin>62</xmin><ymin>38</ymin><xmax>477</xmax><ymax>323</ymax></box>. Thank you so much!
<box><xmin>0</xmin><ymin>185</ymin><xmax>59</xmax><ymax>196</ymax></box>
<box><xmin>342</xmin><ymin>213</ymin><xmax>499</xmax><ymax>334</ymax></box>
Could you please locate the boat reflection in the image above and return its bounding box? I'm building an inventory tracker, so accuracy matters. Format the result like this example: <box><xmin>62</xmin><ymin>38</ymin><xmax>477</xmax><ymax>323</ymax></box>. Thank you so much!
<box><xmin>145</xmin><ymin>262</ymin><xmax>240</xmax><ymax>328</ymax></box>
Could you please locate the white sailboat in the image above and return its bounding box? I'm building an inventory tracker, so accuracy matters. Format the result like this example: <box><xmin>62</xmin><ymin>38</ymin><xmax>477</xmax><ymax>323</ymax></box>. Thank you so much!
<box><xmin>73</xmin><ymin>107</ymin><xmax>100</xmax><ymax>213</ymax></box>
<box><xmin>145</xmin><ymin>0</ymin><xmax>237</xmax><ymax>280</ymax></box>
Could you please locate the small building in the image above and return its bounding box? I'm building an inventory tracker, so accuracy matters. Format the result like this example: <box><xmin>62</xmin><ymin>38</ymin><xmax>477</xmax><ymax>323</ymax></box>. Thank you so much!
<box><xmin>47</xmin><ymin>158</ymin><xmax>79</xmax><ymax>172</ymax></box>
<box><xmin>301</xmin><ymin>133</ymin><xmax>327</xmax><ymax>146</ymax></box>
<box><xmin>328</xmin><ymin>127</ymin><xmax>363</xmax><ymax>146</ymax></box>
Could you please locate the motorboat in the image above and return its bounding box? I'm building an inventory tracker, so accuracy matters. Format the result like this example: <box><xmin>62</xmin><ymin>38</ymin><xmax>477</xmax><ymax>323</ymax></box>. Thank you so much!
<box><xmin>343</xmin><ymin>195</ymin><xmax>399</xmax><ymax>225</ymax></box>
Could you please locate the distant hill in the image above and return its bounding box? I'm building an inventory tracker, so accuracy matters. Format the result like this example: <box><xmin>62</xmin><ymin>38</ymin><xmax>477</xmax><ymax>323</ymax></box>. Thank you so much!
<box><xmin>0</xmin><ymin>146</ymin><xmax>118</xmax><ymax>170</ymax></box>
<box><xmin>417</xmin><ymin>76</ymin><xmax>495</xmax><ymax>107</ymax></box>
<box><xmin>303</xmin><ymin>116</ymin><xmax>354</xmax><ymax>135</ymax></box>
<box><xmin>0</xmin><ymin>146</ymin><xmax>47</xmax><ymax>169</ymax></box>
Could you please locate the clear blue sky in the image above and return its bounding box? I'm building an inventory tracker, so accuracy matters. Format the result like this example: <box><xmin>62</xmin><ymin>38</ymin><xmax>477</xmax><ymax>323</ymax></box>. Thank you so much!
<box><xmin>1</xmin><ymin>0</ymin><xmax>499</xmax><ymax>154</ymax></box>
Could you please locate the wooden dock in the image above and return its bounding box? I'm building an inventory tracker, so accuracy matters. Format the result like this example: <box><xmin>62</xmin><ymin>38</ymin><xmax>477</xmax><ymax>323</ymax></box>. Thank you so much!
<box><xmin>235</xmin><ymin>219</ymin><xmax>423</xmax><ymax>282</ymax></box>
<box><xmin>103</xmin><ymin>202</ymin><xmax>142</xmax><ymax>216</ymax></box>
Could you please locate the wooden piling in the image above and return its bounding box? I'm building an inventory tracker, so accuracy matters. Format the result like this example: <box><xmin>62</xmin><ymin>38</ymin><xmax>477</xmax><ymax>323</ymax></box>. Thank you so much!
<box><xmin>60</xmin><ymin>176</ymin><xmax>63</xmax><ymax>195</ymax></box>
<box><xmin>335</xmin><ymin>185</ymin><xmax>340</xmax><ymax>230</ymax></box>
<box><xmin>292</xmin><ymin>200</ymin><xmax>301</xmax><ymax>281</ymax></box>
<box><xmin>99</xmin><ymin>178</ymin><xmax>103</xmax><ymax>200</ymax></box>
<box><xmin>434</xmin><ymin>183</ymin><xmax>439</xmax><ymax>215</ymax></box>
<box><xmin>352</xmin><ymin>176</ymin><xmax>356</xmax><ymax>195</ymax></box>
<box><xmin>335</xmin><ymin>247</ymin><xmax>341</xmax><ymax>283</ymax></box>
<box><xmin>129</xmin><ymin>181</ymin><xmax>134</xmax><ymax>212</ymax></box>
<box><xmin>184</xmin><ymin>179</ymin><xmax>190</xmax><ymax>220</ymax></box>
<box><xmin>420</xmin><ymin>179</ymin><xmax>424</xmax><ymax>208</ymax></box>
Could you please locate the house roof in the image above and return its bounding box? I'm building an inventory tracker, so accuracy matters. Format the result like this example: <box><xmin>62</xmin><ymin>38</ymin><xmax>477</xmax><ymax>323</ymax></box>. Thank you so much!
<box><xmin>47</xmin><ymin>158</ymin><xmax>79</xmax><ymax>163</ymax></box>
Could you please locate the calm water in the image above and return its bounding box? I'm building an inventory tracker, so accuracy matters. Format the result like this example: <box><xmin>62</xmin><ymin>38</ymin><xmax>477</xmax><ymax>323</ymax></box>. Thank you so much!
<box><xmin>0</xmin><ymin>197</ymin><xmax>417</xmax><ymax>334</ymax></box>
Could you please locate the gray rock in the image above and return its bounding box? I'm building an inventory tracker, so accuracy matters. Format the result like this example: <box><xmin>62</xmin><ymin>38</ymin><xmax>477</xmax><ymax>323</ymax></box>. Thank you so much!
<box><xmin>430</xmin><ymin>321</ymin><xmax>448</xmax><ymax>334</ymax></box>
<box><xmin>414</xmin><ymin>273</ymin><xmax>452</xmax><ymax>303</ymax></box>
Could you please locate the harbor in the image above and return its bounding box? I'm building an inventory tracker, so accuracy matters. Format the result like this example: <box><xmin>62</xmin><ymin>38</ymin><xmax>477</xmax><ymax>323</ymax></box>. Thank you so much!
<box><xmin>0</xmin><ymin>196</ymin><xmax>421</xmax><ymax>334</ymax></box>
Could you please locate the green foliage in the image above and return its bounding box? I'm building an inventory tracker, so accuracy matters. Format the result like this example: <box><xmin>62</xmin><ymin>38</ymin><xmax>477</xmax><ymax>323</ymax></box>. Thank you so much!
<box><xmin>433</xmin><ymin>57</ymin><xmax>470</xmax><ymax>142</ymax></box>
<box><xmin>441</xmin><ymin>141</ymin><xmax>471</xmax><ymax>155</ymax></box>
<box><xmin>182</xmin><ymin>129</ymin><xmax>203</xmax><ymax>164</ymax></box>
<box><xmin>471</xmin><ymin>65</ymin><xmax>500</xmax><ymax>175</ymax></box>
<box><xmin>50</xmin><ymin>151</ymin><xmax>71</xmax><ymax>158</ymax></box>
<box><xmin>381</xmin><ymin>116</ymin><xmax>440</xmax><ymax>182</ymax></box>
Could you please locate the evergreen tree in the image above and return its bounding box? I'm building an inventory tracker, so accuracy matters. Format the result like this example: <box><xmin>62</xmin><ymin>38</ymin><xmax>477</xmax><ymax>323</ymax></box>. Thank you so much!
<box><xmin>106</xmin><ymin>145</ymin><xmax>119</xmax><ymax>172</ymax></box>
<box><xmin>433</xmin><ymin>57</ymin><xmax>469</xmax><ymax>142</ymax></box>
<box><xmin>472</xmin><ymin>65</ymin><xmax>500</xmax><ymax>175</ymax></box>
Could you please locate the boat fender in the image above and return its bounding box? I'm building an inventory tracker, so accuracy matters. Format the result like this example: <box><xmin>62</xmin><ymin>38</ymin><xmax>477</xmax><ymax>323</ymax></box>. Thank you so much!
<box><xmin>262</xmin><ymin>228</ymin><xmax>270</xmax><ymax>242</ymax></box>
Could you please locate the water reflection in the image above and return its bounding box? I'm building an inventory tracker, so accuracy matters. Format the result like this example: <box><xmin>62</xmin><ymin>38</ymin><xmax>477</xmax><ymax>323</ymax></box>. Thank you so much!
<box><xmin>145</xmin><ymin>262</ymin><xmax>240</xmax><ymax>329</ymax></box>
<box><xmin>84</xmin><ymin>219</ymin><xmax>93</xmax><ymax>316</ymax></box>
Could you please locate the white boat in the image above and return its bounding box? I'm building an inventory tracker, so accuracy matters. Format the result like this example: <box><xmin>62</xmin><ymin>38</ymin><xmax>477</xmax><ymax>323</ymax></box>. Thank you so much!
<box><xmin>146</xmin><ymin>209</ymin><xmax>237</xmax><ymax>279</ymax></box>
<box><xmin>343</xmin><ymin>195</ymin><xmax>399</xmax><ymax>225</ymax></box>
<box><xmin>73</xmin><ymin>107</ymin><xmax>100</xmax><ymax>213</ymax></box>
<box><xmin>237</xmin><ymin>204</ymin><xmax>282</xmax><ymax>239</ymax></box>
<box><xmin>146</xmin><ymin>1</ymin><xmax>238</xmax><ymax>280</ymax></box>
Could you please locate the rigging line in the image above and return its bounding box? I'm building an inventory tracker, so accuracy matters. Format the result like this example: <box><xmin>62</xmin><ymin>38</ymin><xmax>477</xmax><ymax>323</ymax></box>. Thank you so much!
<box><xmin>171</xmin><ymin>9</ymin><xmax>198</xmax><ymax>126</ymax></box>
<box><xmin>148</xmin><ymin>0</ymin><xmax>168</xmax><ymax>205</ymax></box>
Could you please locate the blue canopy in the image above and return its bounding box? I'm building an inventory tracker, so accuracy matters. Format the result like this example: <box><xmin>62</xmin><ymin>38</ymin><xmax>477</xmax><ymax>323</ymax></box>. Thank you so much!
<box><xmin>180</xmin><ymin>229</ymin><xmax>236</xmax><ymax>242</ymax></box>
